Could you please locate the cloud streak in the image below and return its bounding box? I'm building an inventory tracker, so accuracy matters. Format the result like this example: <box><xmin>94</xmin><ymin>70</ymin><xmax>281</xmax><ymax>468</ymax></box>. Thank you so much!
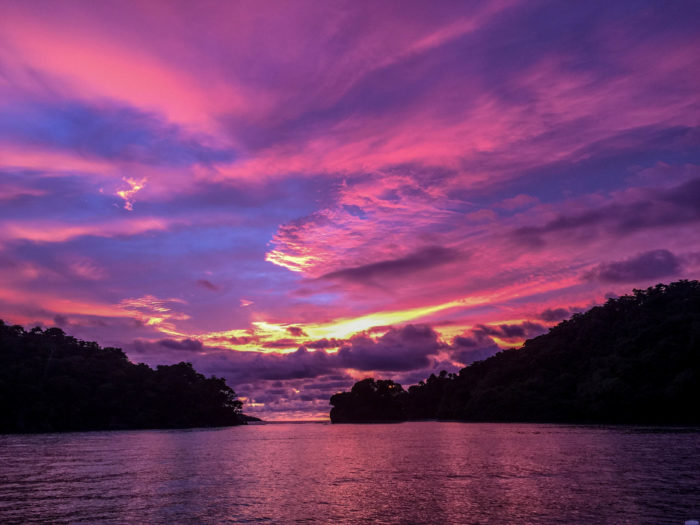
<box><xmin>585</xmin><ymin>250</ymin><xmax>683</xmax><ymax>283</ymax></box>
<box><xmin>0</xmin><ymin>0</ymin><xmax>699</xmax><ymax>419</ymax></box>
<box><xmin>320</xmin><ymin>246</ymin><xmax>461</xmax><ymax>284</ymax></box>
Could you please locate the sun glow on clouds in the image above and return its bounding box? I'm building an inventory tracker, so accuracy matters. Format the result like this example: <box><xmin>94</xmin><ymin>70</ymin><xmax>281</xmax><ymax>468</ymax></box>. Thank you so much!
<box><xmin>119</xmin><ymin>295</ymin><xmax>189</xmax><ymax>336</ymax></box>
<box><xmin>127</xmin><ymin>296</ymin><xmax>479</xmax><ymax>354</ymax></box>
<box><xmin>0</xmin><ymin>1</ymin><xmax>699</xmax><ymax>419</ymax></box>
<box><xmin>301</xmin><ymin>299</ymin><xmax>478</xmax><ymax>341</ymax></box>
<box><xmin>116</xmin><ymin>178</ymin><xmax>146</xmax><ymax>211</ymax></box>
<box><xmin>129</xmin><ymin>279</ymin><xmax>564</xmax><ymax>357</ymax></box>
<box><xmin>264</xmin><ymin>250</ymin><xmax>314</xmax><ymax>273</ymax></box>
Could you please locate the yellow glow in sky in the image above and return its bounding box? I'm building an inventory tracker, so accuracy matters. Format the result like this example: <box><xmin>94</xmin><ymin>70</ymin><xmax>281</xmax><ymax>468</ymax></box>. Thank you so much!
<box><xmin>264</xmin><ymin>250</ymin><xmax>314</xmax><ymax>272</ymax></box>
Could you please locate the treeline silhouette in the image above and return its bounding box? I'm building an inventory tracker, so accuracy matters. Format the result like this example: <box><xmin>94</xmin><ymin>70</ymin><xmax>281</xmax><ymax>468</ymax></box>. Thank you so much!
<box><xmin>0</xmin><ymin>323</ymin><xmax>247</xmax><ymax>433</ymax></box>
<box><xmin>330</xmin><ymin>280</ymin><xmax>700</xmax><ymax>424</ymax></box>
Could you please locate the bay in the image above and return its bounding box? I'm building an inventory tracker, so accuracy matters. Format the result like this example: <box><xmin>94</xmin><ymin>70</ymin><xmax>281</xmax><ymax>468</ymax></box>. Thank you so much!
<box><xmin>1</xmin><ymin>422</ymin><xmax>699</xmax><ymax>524</ymax></box>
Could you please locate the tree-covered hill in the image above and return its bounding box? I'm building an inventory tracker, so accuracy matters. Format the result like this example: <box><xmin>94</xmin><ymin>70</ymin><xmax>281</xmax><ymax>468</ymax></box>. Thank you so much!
<box><xmin>330</xmin><ymin>280</ymin><xmax>700</xmax><ymax>424</ymax></box>
<box><xmin>0</xmin><ymin>322</ymin><xmax>246</xmax><ymax>433</ymax></box>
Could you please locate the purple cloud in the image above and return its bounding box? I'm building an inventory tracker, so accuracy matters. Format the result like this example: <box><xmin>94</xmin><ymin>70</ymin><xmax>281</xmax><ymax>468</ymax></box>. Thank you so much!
<box><xmin>196</xmin><ymin>279</ymin><xmax>219</xmax><ymax>291</ymax></box>
<box><xmin>446</xmin><ymin>321</ymin><xmax>547</xmax><ymax>365</ymax></box>
<box><xmin>158</xmin><ymin>338</ymin><xmax>203</xmax><ymax>351</ymax></box>
<box><xmin>473</xmin><ymin>321</ymin><xmax>547</xmax><ymax>341</ymax></box>
<box><xmin>286</xmin><ymin>326</ymin><xmax>307</xmax><ymax>337</ymax></box>
<box><xmin>337</xmin><ymin>324</ymin><xmax>442</xmax><ymax>371</ymax></box>
<box><xmin>514</xmin><ymin>177</ymin><xmax>700</xmax><ymax>248</ymax></box>
<box><xmin>2</xmin><ymin>0</ymin><xmax>699</xmax><ymax>420</ymax></box>
<box><xmin>0</xmin><ymin>100</ymin><xmax>234</xmax><ymax>166</ymax></box>
<box><xmin>449</xmin><ymin>334</ymin><xmax>501</xmax><ymax>365</ymax></box>
<box><xmin>585</xmin><ymin>249</ymin><xmax>682</xmax><ymax>283</ymax></box>
<box><xmin>261</xmin><ymin>339</ymin><xmax>301</xmax><ymax>349</ymax></box>
<box><xmin>537</xmin><ymin>307</ymin><xmax>574</xmax><ymax>322</ymax></box>
<box><xmin>320</xmin><ymin>246</ymin><xmax>461</xmax><ymax>283</ymax></box>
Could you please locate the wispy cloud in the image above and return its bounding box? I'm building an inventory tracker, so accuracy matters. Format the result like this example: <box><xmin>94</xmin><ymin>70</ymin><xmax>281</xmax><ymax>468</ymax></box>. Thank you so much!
<box><xmin>0</xmin><ymin>0</ymin><xmax>699</xmax><ymax>419</ymax></box>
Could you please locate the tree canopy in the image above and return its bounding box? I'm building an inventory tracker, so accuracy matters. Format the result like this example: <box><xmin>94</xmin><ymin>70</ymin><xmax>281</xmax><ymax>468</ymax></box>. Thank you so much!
<box><xmin>330</xmin><ymin>378</ymin><xmax>406</xmax><ymax>422</ymax></box>
<box><xmin>330</xmin><ymin>280</ymin><xmax>700</xmax><ymax>424</ymax></box>
<box><xmin>0</xmin><ymin>323</ymin><xmax>245</xmax><ymax>433</ymax></box>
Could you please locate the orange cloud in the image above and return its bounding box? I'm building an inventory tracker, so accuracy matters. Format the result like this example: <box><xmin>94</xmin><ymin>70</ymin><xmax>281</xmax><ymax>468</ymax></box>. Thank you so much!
<box><xmin>116</xmin><ymin>177</ymin><xmax>146</xmax><ymax>211</ymax></box>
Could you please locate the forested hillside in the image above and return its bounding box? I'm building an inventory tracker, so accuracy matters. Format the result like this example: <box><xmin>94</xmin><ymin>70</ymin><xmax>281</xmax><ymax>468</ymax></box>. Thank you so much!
<box><xmin>330</xmin><ymin>280</ymin><xmax>700</xmax><ymax>424</ymax></box>
<box><xmin>0</xmin><ymin>323</ymin><xmax>245</xmax><ymax>433</ymax></box>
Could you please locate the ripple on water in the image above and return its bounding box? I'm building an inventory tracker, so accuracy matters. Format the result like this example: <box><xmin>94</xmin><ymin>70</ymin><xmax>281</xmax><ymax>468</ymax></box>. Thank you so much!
<box><xmin>0</xmin><ymin>422</ymin><xmax>699</xmax><ymax>524</ymax></box>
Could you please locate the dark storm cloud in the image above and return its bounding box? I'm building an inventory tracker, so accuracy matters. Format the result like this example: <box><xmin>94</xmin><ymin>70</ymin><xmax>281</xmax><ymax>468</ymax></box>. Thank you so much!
<box><xmin>585</xmin><ymin>249</ymin><xmax>682</xmax><ymax>283</ymax></box>
<box><xmin>320</xmin><ymin>246</ymin><xmax>461</xmax><ymax>283</ymax></box>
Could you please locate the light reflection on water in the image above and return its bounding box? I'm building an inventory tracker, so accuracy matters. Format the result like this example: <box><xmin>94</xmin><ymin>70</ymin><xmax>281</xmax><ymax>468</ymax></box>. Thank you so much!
<box><xmin>1</xmin><ymin>422</ymin><xmax>699</xmax><ymax>524</ymax></box>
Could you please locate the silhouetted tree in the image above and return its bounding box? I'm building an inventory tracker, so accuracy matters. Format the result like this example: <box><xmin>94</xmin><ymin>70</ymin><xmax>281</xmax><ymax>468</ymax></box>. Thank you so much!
<box><xmin>330</xmin><ymin>280</ymin><xmax>700</xmax><ymax>424</ymax></box>
<box><xmin>0</xmin><ymin>322</ymin><xmax>245</xmax><ymax>433</ymax></box>
<box><xmin>330</xmin><ymin>378</ymin><xmax>406</xmax><ymax>422</ymax></box>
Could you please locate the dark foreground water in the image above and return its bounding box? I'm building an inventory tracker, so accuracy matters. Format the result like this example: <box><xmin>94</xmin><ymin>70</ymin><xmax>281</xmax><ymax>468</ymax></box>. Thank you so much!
<box><xmin>1</xmin><ymin>422</ymin><xmax>699</xmax><ymax>524</ymax></box>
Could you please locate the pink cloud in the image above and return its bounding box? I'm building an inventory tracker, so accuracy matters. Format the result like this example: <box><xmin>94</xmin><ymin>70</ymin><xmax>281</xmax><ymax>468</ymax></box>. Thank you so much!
<box><xmin>0</xmin><ymin>0</ymin><xmax>698</xmax><ymax>419</ymax></box>
<box><xmin>0</xmin><ymin>217</ymin><xmax>176</xmax><ymax>243</ymax></box>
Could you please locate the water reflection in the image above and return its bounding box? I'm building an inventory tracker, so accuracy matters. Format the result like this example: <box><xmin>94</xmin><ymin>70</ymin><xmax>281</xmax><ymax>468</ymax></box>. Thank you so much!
<box><xmin>1</xmin><ymin>423</ymin><xmax>699</xmax><ymax>523</ymax></box>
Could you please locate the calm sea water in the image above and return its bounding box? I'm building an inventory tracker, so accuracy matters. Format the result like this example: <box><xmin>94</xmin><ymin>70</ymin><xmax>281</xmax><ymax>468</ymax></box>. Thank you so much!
<box><xmin>1</xmin><ymin>422</ymin><xmax>699</xmax><ymax>524</ymax></box>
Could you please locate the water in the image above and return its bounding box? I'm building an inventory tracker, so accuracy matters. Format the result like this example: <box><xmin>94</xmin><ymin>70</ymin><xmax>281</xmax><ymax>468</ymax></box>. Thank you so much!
<box><xmin>1</xmin><ymin>422</ymin><xmax>699</xmax><ymax>524</ymax></box>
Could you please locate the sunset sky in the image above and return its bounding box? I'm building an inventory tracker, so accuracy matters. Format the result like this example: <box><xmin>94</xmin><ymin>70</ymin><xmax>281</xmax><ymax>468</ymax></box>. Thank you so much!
<box><xmin>1</xmin><ymin>0</ymin><xmax>699</xmax><ymax>419</ymax></box>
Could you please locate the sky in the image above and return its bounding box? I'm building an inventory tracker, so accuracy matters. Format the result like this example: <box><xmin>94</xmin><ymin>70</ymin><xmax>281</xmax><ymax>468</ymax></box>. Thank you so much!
<box><xmin>1</xmin><ymin>0</ymin><xmax>699</xmax><ymax>420</ymax></box>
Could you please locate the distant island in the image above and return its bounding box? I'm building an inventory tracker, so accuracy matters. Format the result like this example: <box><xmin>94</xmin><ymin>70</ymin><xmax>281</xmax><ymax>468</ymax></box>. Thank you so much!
<box><xmin>0</xmin><ymin>322</ymin><xmax>251</xmax><ymax>433</ymax></box>
<box><xmin>330</xmin><ymin>280</ymin><xmax>700</xmax><ymax>425</ymax></box>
